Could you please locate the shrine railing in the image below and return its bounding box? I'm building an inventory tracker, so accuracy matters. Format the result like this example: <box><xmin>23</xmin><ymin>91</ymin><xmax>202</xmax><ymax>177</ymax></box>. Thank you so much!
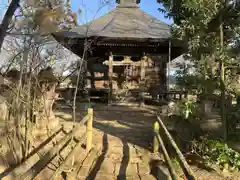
<box><xmin>0</xmin><ymin>108</ymin><xmax>94</xmax><ymax>180</ymax></box>
<box><xmin>153</xmin><ymin>115</ymin><xmax>197</xmax><ymax>180</ymax></box>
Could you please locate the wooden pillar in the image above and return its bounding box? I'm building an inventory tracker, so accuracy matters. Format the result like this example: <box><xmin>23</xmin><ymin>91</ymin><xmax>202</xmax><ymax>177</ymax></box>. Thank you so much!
<box><xmin>108</xmin><ymin>53</ymin><xmax>113</xmax><ymax>105</ymax></box>
<box><xmin>167</xmin><ymin>40</ymin><xmax>171</xmax><ymax>91</ymax></box>
<box><xmin>153</xmin><ymin>121</ymin><xmax>160</xmax><ymax>153</ymax></box>
<box><xmin>139</xmin><ymin>55</ymin><xmax>146</xmax><ymax>107</ymax></box>
<box><xmin>90</xmin><ymin>71</ymin><xmax>95</xmax><ymax>89</ymax></box>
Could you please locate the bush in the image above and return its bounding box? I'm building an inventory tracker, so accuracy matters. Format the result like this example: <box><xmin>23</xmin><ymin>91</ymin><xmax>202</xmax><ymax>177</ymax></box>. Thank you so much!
<box><xmin>227</xmin><ymin>108</ymin><xmax>240</xmax><ymax>135</ymax></box>
<box><xmin>179</xmin><ymin>98</ymin><xmax>199</xmax><ymax>121</ymax></box>
<box><xmin>191</xmin><ymin>136</ymin><xmax>240</xmax><ymax>171</ymax></box>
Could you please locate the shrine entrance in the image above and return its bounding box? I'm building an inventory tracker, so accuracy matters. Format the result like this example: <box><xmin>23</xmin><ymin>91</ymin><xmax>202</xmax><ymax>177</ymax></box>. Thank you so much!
<box><xmin>103</xmin><ymin>55</ymin><xmax>147</xmax><ymax>106</ymax></box>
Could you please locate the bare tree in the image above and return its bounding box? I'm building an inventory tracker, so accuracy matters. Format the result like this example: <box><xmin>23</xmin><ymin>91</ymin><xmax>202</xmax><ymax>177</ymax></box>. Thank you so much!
<box><xmin>0</xmin><ymin>0</ymin><xmax>20</xmax><ymax>51</ymax></box>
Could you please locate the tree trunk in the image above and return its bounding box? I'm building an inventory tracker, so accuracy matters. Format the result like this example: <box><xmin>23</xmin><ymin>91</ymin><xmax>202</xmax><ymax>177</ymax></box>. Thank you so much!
<box><xmin>37</xmin><ymin>83</ymin><xmax>59</xmax><ymax>131</ymax></box>
<box><xmin>219</xmin><ymin>15</ymin><xmax>227</xmax><ymax>141</ymax></box>
<box><xmin>0</xmin><ymin>0</ymin><xmax>20</xmax><ymax>51</ymax></box>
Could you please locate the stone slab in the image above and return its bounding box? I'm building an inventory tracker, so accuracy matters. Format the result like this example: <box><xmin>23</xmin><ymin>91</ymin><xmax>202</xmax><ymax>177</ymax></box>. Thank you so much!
<box><xmin>130</xmin><ymin>157</ymin><xmax>142</xmax><ymax>164</ymax></box>
<box><xmin>81</xmin><ymin>150</ymin><xmax>98</xmax><ymax>167</ymax></box>
<box><xmin>140</xmin><ymin>174</ymin><xmax>157</xmax><ymax>180</ymax></box>
<box><xmin>94</xmin><ymin>174</ymin><xmax>115</xmax><ymax>180</ymax></box>
<box><xmin>98</xmin><ymin>160</ymin><xmax>115</xmax><ymax>174</ymax></box>
<box><xmin>115</xmin><ymin>162</ymin><xmax>138</xmax><ymax>176</ymax></box>
<box><xmin>137</xmin><ymin>163</ymin><xmax>151</xmax><ymax>175</ymax></box>
<box><xmin>76</xmin><ymin>166</ymin><xmax>91</xmax><ymax>178</ymax></box>
<box><xmin>106</xmin><ymin>153</ymin><xmax>122</xmax><ymax>163</ymax></box>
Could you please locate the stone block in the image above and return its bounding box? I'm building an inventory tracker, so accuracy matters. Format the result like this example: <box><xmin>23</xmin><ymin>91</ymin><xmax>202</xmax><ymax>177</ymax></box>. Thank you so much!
<box><xmin>106</xmin><ymin>153</ymin><xmax>122</xmax><ymax>162</ymax></box>
<box><xmin>137</xmin><ymin>163</ymin><xmax>151</xmax><ymax>175</ymax></box>
<box><xmin>98</xmin><ymin>160</ymin><xmax>115</xmax><ymax>174</ymax></box>
<box><xmin>140</xmin><ymin>174</ymin><xmax>157</xmax><ymax>180</ymax></box>
<box><xmin>77</xmin><ymin>166</ymin><xmax>91</xmax><ymax>178</ymax></box>
<box><xmin>130</xmin><ymin>157</ymin><xmax>142</xmax><ymax>163</ymax></box>
<box><xmin>94</xmin><ymin>174</ymin><xmax>115</xmax><ymax>180</ymax></box>
<box><xmin>126</xmin><ymin>163</ymin><xmax>138</xmax><ymax>175</ymax></box>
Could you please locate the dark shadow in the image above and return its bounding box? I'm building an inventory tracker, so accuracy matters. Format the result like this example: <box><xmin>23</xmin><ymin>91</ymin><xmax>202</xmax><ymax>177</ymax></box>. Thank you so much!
<box><xmin>90</xmin><ymin>71</ymin><xmax>96</xmax><ymax>89</ymax></box>
<box><xmin>87</xmin><ymin>133</ymin><xmax>108</xmax><ymax>180</ymax></box>
<box><xmin>150</xmin><ymin>159</ymin><xmax>171</xmax><ymax>180</ymax></box>
<box><xmin>184</xmin><ymin>153</ymin><xmax>215</xmax><ymax>172</ymax></box>
<box><xmin>61</xmin><ymin>171</ymin><xmax>67</xmax><ymax>180</ymax></box>
<box><xmin>55</xmin><ymin>102</ymin><xmax>157</xmax><ymax>151</ymax></box>
<box><xmin>92</xmin><ymin>121</ymin><xmax>152</xmax><ymax>150</ymax></box>
<box><xmin>117</xmin><ymin>141</ymin><xmax>129</xmax><ymax>180</ymax></box>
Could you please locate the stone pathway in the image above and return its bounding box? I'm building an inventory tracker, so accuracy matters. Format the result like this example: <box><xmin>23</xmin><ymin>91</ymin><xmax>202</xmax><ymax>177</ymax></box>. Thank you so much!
<box><xmin>54</xmin><ymin>103</ymin><xmax>240</xmax><ymax>180</ymax></box>
<box><xmin>62</xmin><ymin>128</ymin><xmax>157</xmax><ymax>180</ymax></box>
<box><xmin>54</xmin><ymin>104</ymin><xmax>159</xmax><ymax>179</ymax></box>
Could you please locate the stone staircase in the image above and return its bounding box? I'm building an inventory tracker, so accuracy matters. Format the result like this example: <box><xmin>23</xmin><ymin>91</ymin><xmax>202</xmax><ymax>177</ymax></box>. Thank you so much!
<box><xmin>0</xmin><ymin>103</ymin><xmax>166</xmax><ymax>180</ymax></box>
<box><xmin>64</xmin><ymin>129</ymin><xmax>157</xmax><ymax>180</ymax></box>
<box><xmin>0</xmin><ymin>125</ymin><xmax>159</xmax><ymax>180</ymax></box>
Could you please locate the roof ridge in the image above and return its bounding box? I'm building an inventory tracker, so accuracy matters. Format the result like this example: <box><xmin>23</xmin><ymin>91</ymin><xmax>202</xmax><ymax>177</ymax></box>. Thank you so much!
<box><xmin>117</xmin><ymin>5</ymin><xmax>139</xmax><ymax>8</ymax></box>
<box><xmin>116</xmin><ymin>0</ymin><xmax>141</xmax><ymax>5</ymax></box>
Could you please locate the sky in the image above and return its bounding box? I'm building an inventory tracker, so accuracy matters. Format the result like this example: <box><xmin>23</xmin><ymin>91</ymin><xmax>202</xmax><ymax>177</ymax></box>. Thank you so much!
<box><xmin>70</xmin><ymin>0</ymin><xmax>173</xmax><ymax>25</ymax></box>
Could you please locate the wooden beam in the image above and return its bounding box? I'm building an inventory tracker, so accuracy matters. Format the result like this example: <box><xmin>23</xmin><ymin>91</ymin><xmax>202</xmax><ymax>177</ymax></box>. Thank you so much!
<box><xmin>140</xmin><ymin>56</ymin><xmax>146</xmax><ymax>79</ymax></box>
<box><xmin>157</xmin><ymin>115</ymin><xmax>197</xmax><ymax>180</ymax></box>
<box><xmin>103</xmin><ymin>60</ymin><xmax>142</xmax><ymax>66</ymax></box>
<box><xmin>0</xmin><ymin>126</ymin><xmax>63</xmax><ymax>179</ymax></box>
<box><xmin>139</xmin><ymin>56</ymin><xmax>146</xmax><ymax>107</ymax></box>
<box><xmin>16</xmin><ymin>116</ymin><xmax>90</xmax><ymax>180</ymax></box>
<box><xmin>108</xmin><ymin>53</ymin><xmax>113</xmax><ymax>104</ymax></box>
<box><xmin>50</xmin><ymin>133</ymin><xmax>86</xmax><ymax>179</ymax></box>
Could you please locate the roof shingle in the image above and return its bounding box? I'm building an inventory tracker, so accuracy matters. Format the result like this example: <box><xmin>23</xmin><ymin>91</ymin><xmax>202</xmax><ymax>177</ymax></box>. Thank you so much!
<box><xmin>54</xmin><ymin>5</ymin><xmax>171</xmax><ymax>41</ymax></box>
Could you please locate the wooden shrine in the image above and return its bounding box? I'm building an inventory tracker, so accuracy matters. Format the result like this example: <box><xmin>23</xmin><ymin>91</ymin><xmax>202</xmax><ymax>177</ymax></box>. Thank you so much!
<box><xmin>53</xmin><ymin>0</ymin><xmax>184</xmax><ymax>106</ymax></box>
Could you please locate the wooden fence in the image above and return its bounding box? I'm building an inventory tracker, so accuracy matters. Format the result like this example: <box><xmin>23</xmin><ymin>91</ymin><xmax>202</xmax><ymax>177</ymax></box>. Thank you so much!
<box><xmin>0</xmin><ymin>108</ymin><xmax>94</xmax><ymax>180</ymax></box>
<box><xmin>153</xmin><ymin>115</ymin><xmax>197</xmax><ymax>180</ymax></box>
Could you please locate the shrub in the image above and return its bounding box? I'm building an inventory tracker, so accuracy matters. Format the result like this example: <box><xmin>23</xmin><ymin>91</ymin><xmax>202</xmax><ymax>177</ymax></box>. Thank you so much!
<box><xmin>191</xmin><ymin>136</ymin><xmax>240</xmax><ymax>171</ymax></box>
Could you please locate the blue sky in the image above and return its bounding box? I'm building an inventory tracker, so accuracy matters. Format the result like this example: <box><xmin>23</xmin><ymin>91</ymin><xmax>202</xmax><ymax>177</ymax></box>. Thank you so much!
<box><xmin>70</xmin><ymin>0</ymin><xmax>173</xmax><ymax>25</ymax></box>
<box><xmin>0</xmin><ymin>0</ymin><xmax>172</xmax><ymax>25</ymax></box>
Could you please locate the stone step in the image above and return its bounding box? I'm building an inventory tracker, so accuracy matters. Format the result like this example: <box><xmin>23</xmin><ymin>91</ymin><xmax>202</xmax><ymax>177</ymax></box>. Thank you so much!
<box><xmin>75</xmin><ymin>147</ymin><xmax>101</xmax><ymax>179</ymax></box>
<box><xmin>66</xmin><ymin>149</ymin><xmax>89</xmax><ymax>180</ymax></box>
<box><xmin>35</xmin><ymin>137</ymin><xmax>77</xmax><ymax>179</ymax></box>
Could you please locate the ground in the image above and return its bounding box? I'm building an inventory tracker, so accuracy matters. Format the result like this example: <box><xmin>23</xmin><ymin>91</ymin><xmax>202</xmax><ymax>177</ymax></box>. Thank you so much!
<box><xmin>54</xmin><ymin>101</ymin><xmax>240</xmax><ymax>180</ymax></box>
<box><xmin>54</xmin><ymin>102</ymin><xmax>159</xmax><ymax>179</ymax></box>
<box><xmin>0</xmin><ymin>101</ymin><xmax>239</xmax><ymax>179</ymax></box>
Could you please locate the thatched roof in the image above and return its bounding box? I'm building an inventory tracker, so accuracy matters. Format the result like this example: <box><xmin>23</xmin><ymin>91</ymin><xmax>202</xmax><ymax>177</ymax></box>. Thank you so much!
<box><xmin>53</xmin><ymin>1</ymin><xmax>171</xmax><ymax>43</ymax></box>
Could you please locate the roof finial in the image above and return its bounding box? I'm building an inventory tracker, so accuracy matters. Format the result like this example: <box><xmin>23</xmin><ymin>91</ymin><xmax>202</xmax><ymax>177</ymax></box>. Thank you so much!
<box><xmin>116</xmin><ymin>0</ymin><xmax>141</xmax><ymax>5</ymax></box>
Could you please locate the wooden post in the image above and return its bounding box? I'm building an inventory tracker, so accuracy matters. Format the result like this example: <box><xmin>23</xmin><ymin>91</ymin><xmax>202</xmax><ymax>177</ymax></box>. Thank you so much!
<box><xmin>153</xmin><ymin>121</ymin><xmax>160</xmax><ymax>153</ymax></box>
<box><xmin>108</xmin><ymin>53</ymin><xmax>113</xmax><ymax>105</ymax></box>
<box><xmin>157</xmin><ymin>116</ymin><xmax>197</xmax><ymax>180</ymax></box>
<box><xmin>140</xmin><ymin>55</ymin><xmax>146</xmax><ymax>107</ymax></box>
<box><xmin>167</xmin><ymin>41</ymin><xmax>171</xmax><ymax>91</ymax></box>
<box><xmin>155</xmin><ymin>131</ymin><xmax>178</xmax><ymax>180</ymax></box>
<box><xmin>50</xmin><ymin>133</ymin><xmax>87</xmax><ymax>179</ymax></box>
<box><xmin>86</xmin><ymin>108</ymin><xmax>93</xmax><ymax>152</ymax></box>
<box><xmin>17</xmin><ymin>125</ymin><xmax>83</xmax><ymax>180</ymax></box>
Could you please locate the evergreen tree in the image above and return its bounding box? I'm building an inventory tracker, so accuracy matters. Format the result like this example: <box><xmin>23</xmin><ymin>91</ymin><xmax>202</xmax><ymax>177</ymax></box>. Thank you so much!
<box><xmin>157</xmin><ymin>0</ymin><xmax>240</xmax><ymax>140</ymax></box>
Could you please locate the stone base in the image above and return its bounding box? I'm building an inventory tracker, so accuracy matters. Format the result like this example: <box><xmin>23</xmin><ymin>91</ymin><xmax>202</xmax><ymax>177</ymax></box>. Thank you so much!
<box><xmin>36</xmin><ymin>115</ymin><xmax>59</xmax><ymax>129</ymax></box>
<box><xmin>47</xmin><ymin>117</ymin><xmax>59</xmax><ymax>130</ymax></box>
<box><xmin>31</xmin><ymin>117</ymin><xmax>60</xmax><ymax>138</ymax></box>
<box><xmin>200</xmin><ymin>100</ymin><xmax>214</xmax><ymax>118</ymax></box>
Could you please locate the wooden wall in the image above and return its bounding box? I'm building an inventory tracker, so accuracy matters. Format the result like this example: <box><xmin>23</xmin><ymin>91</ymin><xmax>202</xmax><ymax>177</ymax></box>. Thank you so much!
<box><xmin>86</xmin><ymin>55</ymin><xmax>167</xmax><ymax>93</ymax></box>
